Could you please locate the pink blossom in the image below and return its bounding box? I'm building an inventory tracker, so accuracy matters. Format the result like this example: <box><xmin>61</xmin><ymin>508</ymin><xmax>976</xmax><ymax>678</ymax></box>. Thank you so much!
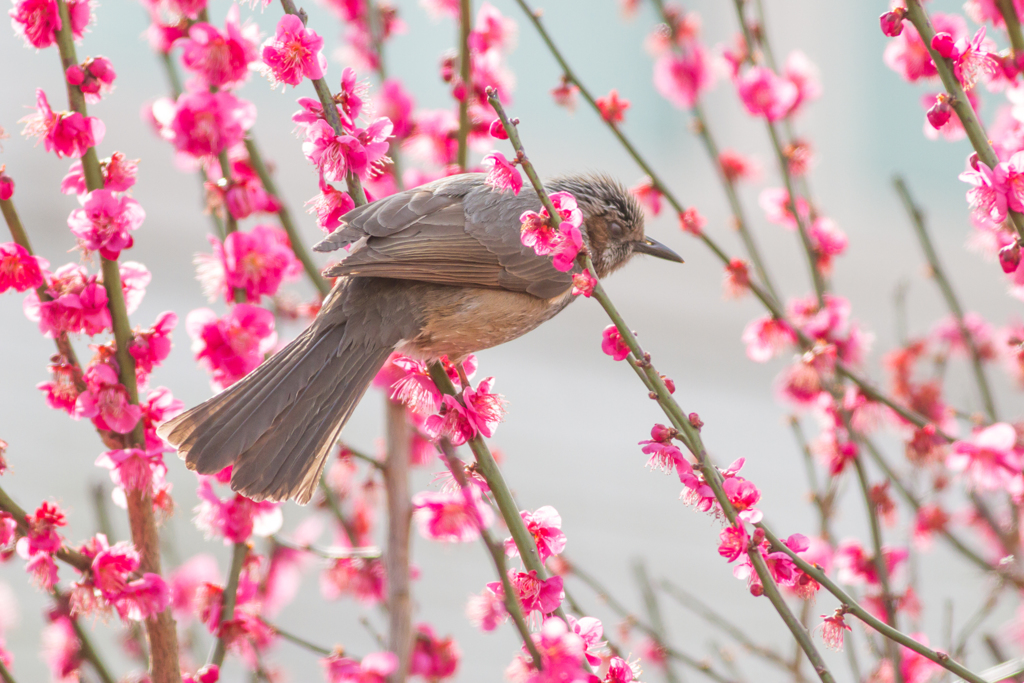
<box><xmin>19</xmin><ymin>501</ymin><xmax>66</xmax><ymax>556</ymax></box>
<box><xmin>601</xmin><ymin>324</ymin><xmax>631</xmax><ymax>360</ymax></box>
<box><xmin>20</xmin><ymin>89</ymin><xmax>104</xmax><ymax>159</ymax></box>
<box><xmin>179</xmin><ymin>6</ymin><xmax>259</xmax><ymax>90</ymax></box>
<box><xmin>550</xmin><ymin>225</ymin><xmax>583</xmax><ymax>272</ymax></box>
<box><xmin>168</xmin><ymin>554</ymin><xmax>220</xmax><ymax>622</ymax></box>
<box><xmin>520</xmin><ymin>210</ymin><xmax>561</xmax><ymax>256</ymax></box>
<box><xmin>0</xmin><ymin>242</ymin><xmax>46</xmax><ymax>293</ymax></box>
<box><xmin>723</xmin><ymin>258</ymin><xmax>750</xmax><ymax>298</ymax></box>
<box><xmin>808</xmin><ymin>216</ymin><xmax>848</xmax><ymax>274</ymax></box>
<box><xmin>302</xmin><ymin>119</ymin><xmax>367</xmax><ymax>183</ymax></box>
<box><xmin>639</xmin><ymin>424</ymin><xmax>687</xmax><ymax>475</ymax></box>
<box><xmin>818</xmin><ymin>611</ymin><xmax>852</xmax><ymax>651</ymax></box>
<box><xmin>462</xmin><ymin>376</ymin><xmax>506</xmax><ymax>437</ymax></box>
<box><xmin>952</xmin><ymin>27</ymin><xmax>999</xmax><ymax>90</ymax></box>
<box><xmin>735</xmin><ymin>66</ymin><xmax>798</xmax><ymax>122</ymax></box>
<box><xmin>482</xmin><ymin>151</ymin><xmax>522</xmax><ymax>194</ymax></box>
<box><xmin>67</xmin><ymin>189</ymin><xmax>145</xmax><ymax>260</ymax></box>
<box><xmin>505</xmin><ymin>617</ymin><xmax>589</xmax><ymax>683</ymax></box>
<box><xmin>183</xmin><ymin>665</ymin><xmax>220</xmax><ymax>683</ymax></box>
<box><xmin>759</xmin><ymin>187</ymin><xmax>810</xmax><ymax>230</ymax></box>
<box><xmin>723</xmin><ymin>476</ymin><xmax>762</xmax><ymax>523</ymax></box>
<box><xmin>424</xmin><ymin>395</ymin><xmax>477</xmax><ymax>446</ymax></box>
<box><xmin>719</xmin><ymin>149</ymin><xmax>758</xmax><ymax>183</ymax></box>
<box><xmin>159</xmin><ymin>91</ymin><xmax>256</xmax><ymax>159</ymax></box>
<box><xmin>65</xmin><ymin>56</ymin><xmax>116</xmax><ymax>104</ymax></box>
<box><xmin>10</xmin><ymin>0</ymin><xmax>89</xmax><ymax>48</ymax></box>
<box><xmin>25</xmin><ymin>552</ymin><xmax>59</xmax><ymax>590</ymax></box>
<box><xmin>466</xmin><ymin>587</ymin><xmax>507</xmax><ymax>631</ymax></box>
<box><xmin>742</xmin><ymin>315</ymin><xmax>795</xmax><ymax>362</ymax></box>
<box><xmin>0</xmin><ymin>512</ymin><xmax>17</xmax><ymax>550</ymax></box>
<box><xmin>195</xmin><ymin>477</ymin><xmax>283</xmax><ymax>544</ymax></box>
<box><xmin>912</xmin><ymin>504</ymin><xmax>949</xmax><ymax>550</ymax></box>
<box><xmin>0</xmin><ymin>165</ymin><xmax>12</xmax><ymax>200</ymax></box>
<box><xmin>322</xmin><ymin>651</ymin><xmax>398</xmax><ymax>683</ymax></box>
<box><xmin>653</xmin><ymin>41</ymin><xmax>713</xmax><ymax>109</ymax></box>
<box><xmin>783</xmin><ymin>51</ymin><xmax>821</xmax><ymax>117</ymax></box>
<box><xmin>412</xmin><ymin>487</ymin><xmax>493</xmax><ymax>542</ymax></box>
<box><xmin>186</xmin><ymin>305</ymin><xmax>277</xmax><ymax>390</ymax></box>
<box><xmin>834</xmin><ymin>539</ymin><xmax>908</xmax><ymax>587</ymax></box>
<box><xmin>948</xmin><ymin>423</ymin><xmax>1024</xmax><ymax>494</ymax></box>
<box><xmin>505</xmin><ymin>506</ymin><xmax>566</xmax><ymax>563</ymax></box>
<box><xmin>204</xmin><ymin>225</ymin><xmax>302</xmax><ymax>303</ymax></box>
<box><xmin>930</xmin><ymin>312</ymin><xmax>997</xmax><ymax>360</ymax></box>
<box><xmin>95</xmin><ymin>447</ymin><xmax>166</xmax><ymax>493</ymax></box>
<box><xmin>552</xmin><ymin>79</ymin><xmax>580</xmax><ymax>111</ymax></box>
<box><xmin>388</xmin><ymin>355</ymin><xmax>442</xmax><ymax>414</ymax></box>
<box><xmin>488</xmin><ymin>570</ymin><xmax>563</xmax><ymax>616</ymax></box>
<box><xmin>410</xmin><ymin>623</ymin><xmax>460</xmax><ymax>680</ymax></box>
<box><xmin>718</xmin><ymin>525</ymin><xmax>749</xmax><ymax>562</ymax></box>
<box><xmin>595</xmin><ymin>90</ymin><xmax>630</xmax><ymax>124</ymax></box>
<box><xmin>130</xmin><ymin>311</ymin><xmax>177</xmax><ymax>378</ymax></box>
<box><xmin>61</xmin><ymin>151</ymin><xmax>138</xmax><ymax>196</ymax></box>
<box><xmin>37</xmin><ymin>358</ymin><xmax>80</xmax><ymax>414</ymax></box>
<box><xmin>959</xmin><ymin>158</ymin><xmax>1009</xmax><ymax>223</ymax></box>
<box><xmin>884</xmin><ymin>13</ymin><xmax>967</xmax><ymax>82</ymax></box>
<box><xmin>306</xmin><ymin>174</ymin><xmax>356</xmax><ymax>233</ymax></box>
<box><xmin>631</xmin><ymin>177</ymin><xmax>662</xmax><ymax>215</ymax></box>
<box><xmin>376</xmin><ymin>78</ymin><xmax>415</xmax><ymax>140</ymax></box>
<box><xmin>571</xmin><ymin>271</ymin><xmax>596</xmax><ymax>297</ymax></box>
<box><xmin>261</xmin><ymin>13</ymin><xmax>327</xmax><ymax>88</ymax></box>
<box><xmin>74</xmin><ymin>362</ymin><xmax>143</xmax><ymax>434</ymax></box>
<box><xmin>565</xmin><ymin>616</ymin><xmax>605</xmax><ymax>668</ymax></box>
<box><xmin>679</xmin><ymin>206</ymin><xmax>706</xmax><ymax>235</ymax></box>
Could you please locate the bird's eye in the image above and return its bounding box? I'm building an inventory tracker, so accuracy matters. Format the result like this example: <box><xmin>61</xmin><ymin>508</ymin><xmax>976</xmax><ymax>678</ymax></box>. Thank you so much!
<box><xmin>608</xmin><ymin>221</ymin><xmax>624</xmax><ymax>238</ymax></box>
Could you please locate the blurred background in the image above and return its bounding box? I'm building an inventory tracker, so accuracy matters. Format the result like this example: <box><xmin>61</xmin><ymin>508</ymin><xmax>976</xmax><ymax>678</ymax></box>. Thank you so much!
<box><xmin>1</xmin><ymin>0</ymin><xmax>1022</xmax><ymax>681</ymax></box>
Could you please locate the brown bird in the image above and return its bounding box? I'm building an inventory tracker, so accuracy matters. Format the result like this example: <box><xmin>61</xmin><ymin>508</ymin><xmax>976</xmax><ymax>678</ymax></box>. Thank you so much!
<box><xmin>158</xmin><ymin>172</ymin><xmax>682</xmax><ymax>504</ymax></box>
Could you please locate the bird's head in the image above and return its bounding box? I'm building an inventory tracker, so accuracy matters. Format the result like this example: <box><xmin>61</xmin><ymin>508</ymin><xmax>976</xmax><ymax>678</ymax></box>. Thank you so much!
<box><xmin>549</xmin><ymin>173</ymin><xmax>683</xmax><ymax>279</ymax></box>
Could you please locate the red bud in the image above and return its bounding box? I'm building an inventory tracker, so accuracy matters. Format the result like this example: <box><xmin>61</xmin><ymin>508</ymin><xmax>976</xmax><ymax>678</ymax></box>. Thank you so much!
<box><xmin>926</xmin><ymin>96</ymin><xmax>953</xmax><ymax>130</ymax></box>
<box><xmin>931</xmin><ymin>32</ymin><xmax>959</xmax><ymax>60</ymax></box>
<box><xmin>999</xmin><ymin>242</ymin><xmax>1021</xmax><ymax>273</ymax></box>
<box><xmin>488</xmin><ymin>118</ymin><xmax>508</xmax><ymax>140</ymax></box>
<box><xmin>879</xmin><ymin>10</ymin><xmax>905</xmax><ymax>37</ymax></box>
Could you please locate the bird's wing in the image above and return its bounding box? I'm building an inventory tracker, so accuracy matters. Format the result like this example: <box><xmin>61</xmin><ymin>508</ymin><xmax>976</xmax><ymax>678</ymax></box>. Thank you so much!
<box><xmin>317</xmin><ymin>174</ymin><xmax>574</xmax><ymax>299</ymax></box>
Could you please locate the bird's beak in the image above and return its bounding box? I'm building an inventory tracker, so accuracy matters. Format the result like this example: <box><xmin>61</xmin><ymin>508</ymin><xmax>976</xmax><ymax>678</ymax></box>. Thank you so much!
<box><xmin>634</xmin><ymin>236</ymin><xmax>684</xmax><ymax>263</ymax></box>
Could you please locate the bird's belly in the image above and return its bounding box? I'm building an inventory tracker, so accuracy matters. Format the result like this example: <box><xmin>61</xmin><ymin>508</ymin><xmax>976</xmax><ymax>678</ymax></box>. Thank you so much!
<box><xmin>397</xmin><ymin>286</ymin><xmax>573</xmax><ymax>361</ymax></box>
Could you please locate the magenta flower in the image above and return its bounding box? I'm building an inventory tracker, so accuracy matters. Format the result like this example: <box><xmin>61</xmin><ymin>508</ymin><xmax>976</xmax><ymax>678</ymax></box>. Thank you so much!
<box><xmin>302</xmin><ymin>119</ymin><xmax>367</xmax><ymax>183</ymax></box>
<box><xmin>718</xmin><ymin>525</ymin><xmax>749</xmax><ymax>562</ymax></box>
<box><xmin>261</xmin><ymin>14</ymin><xmax>327</xmax><ymax>88</ymax></box>
<box><xmin>466</xmin><ymin>587</ymin><xmax>507</xmax><ymax>632</ymax></box>
<box><xmin>0</xmin><ymin>166</ymin><xmax>12</xmax><ymax>201</ymax></box>
<box><xmin>639</xmin><ymin>424</ymin><xmax>687</xmax><ymax>475</ymax></box>
<box><xmin>565</xmin><ymin>616</ymin><xmax>605</xmax><ymax>668</ymax></box>
<box><xmin>782</xmin><ymin>50</ymin><xmax>821</xmax><ymax>117</ymax></box>
<box><xmin>487</xmin><ymin>570</ymin><xmax>563</xmax><ymax>616</ymax></box>
<box><xmin>19</xmin><ymin>501</ymin><xmax>66</xmax><ymax>556</ymax></box>
<box><xmin>653</xmin><ymin>41</ymin><xmax>713</xmax><ymax>110</ymax></box>
<box><xmin>884</xmin><ymin>13</ymin><xmax>967</xmax><ymax>82</ymax></box>
<box><xmin>186</xmin><ymin>305</ymin><xmax>277</xmax><ymax>390</ymax></box>
<box><xmin>595</xmin><ymin>89</ymin><xmax>630</xmax><ymax>124</ymax></box>
<box><xmin>195</xmin><ymin>478</ymin><xmax>283</xmax><ymax>544</ymax></box>
<box><xmin>504</xmin><ymin>506</ymin><xmax>566</xmax><ymax>563</ymax></box>
<box><xmin>462</xmin><ymin>376</ymin><xmax>506</xmax><ymax>438</ymax></box>
<box><xmin>129</xmin><ymin>311</ymin><xmax>177</xmax><ymax>378</ymax></box>
<box><xmin>25</xmin><ymin>552</ymin><xmax>60</xmax><ymax>590</ymax></box>
<box><xmin>37</xmin><ymin>359</ymin><xmax>80</xmax><ymax>415</ymax></box>
<box><xmin>337</xmin><ymin>68</ymin><xmax>369</xmax><ymax>132</ymax></box>
<box><xmin>412</xmin><ymin>487</ymin><xmax>493</xmax><ymax>542</ymax></box>
<box><xmin>601</xmin><ymin>324</ymin><xmax>631</xmax><ymax>361</ymax></box>
<box><xmin>95</xmin><ymin>447</ymin><xmax>166</xmax><ymax>493</ymax></box>
<box><xmin>322</xmin><ymin>651</ymin><xmax>398</xmax><ymax>683</ymax></box>
<box><xmin>735</xmin><ymin>66</ymin><xmax>798</xmax><ymax>122</ymax></box>
<box><xmin>62</xmin><ymin>151</ymin><xmax>138</xmax><ymax>197</ymax></box>
<box><xmin>389</xmin><ymin>355</ymin><xmax>443</xmax><ymax>414</ymax></box>
<box><xmin>23</xmin><ymin>263</ymin><xmax>111</xmax><ymax>337</ymax></box>
<box><xmin>550</xmin><ymin>225</ymin><xmax>583</xmax><ymax>272</ymax></box>
<box><xmin>159</xmin><ymin>91</ymin><xmax>256</xmax><ymax>160</ymax></box>
<box><xmin>948</xmin><ymin>423</ymin><xmax>1024</xmax><ymax>494</ymax></box>
<box><xmin>179</xmin><ymin>5</ymin><xmax>259</xmax><ymax>90</ymax></box>
<box><xmin>952</xmin><ymin>27</ymin><xmax>999</xmax><ymax>90</ymax></box>
<box><xmin>817</xmin><ymin>611</ymin><xmax>852</xmax><ymax>651</ymax></box>
<box><xmin>321</xmin><ymin>556</ymin><xmax>387</xmax><ymax>604</ymax></box>
<box><xmin>204</xmin><ymin>224</ymin><xmax>302</xmax><ymax>303</ymax></box>
<box><xmin>679</xmin><ymin>206</ymin><xmax>706</xmax><ymax>235</ymax></box>
<box><xmin>306</xmin><ymin>174</ymin><xmax>356</xmax><ymax>233</ymax></box>
<box><xmin>74</xmin><ymin>362</ymin><xmax>143</xmax><ymax>434</ymax></box>
<box><xmin>424</xmin><ymin>395</ymin><xmax>477</xmax><ymax>445</ymax></box>
<box><xmin>631</xmin><ymin>177</ymin><xmax>662</xmax><ymax>215</ymax></box>
<box><xmin>741</xmin><ymin>315</ymin><xmax>795</xmax><ymax>362</ymax></box>
<box><xmin>67</xmin><ymin>189</ymin><xmax>145</xmax><ymax>260</ymax></box>
<box><xmin>482</xmin><ymin>151</ymin><xmax>523</xmax><ymax>194</ymax></box>
<box><xmin>520</xmin><ymin>210</ymin><xmax>561</xmax><ymax>256</ymax></box>
<box><xmin>571</xmin><ymin>270</ymin><xmax>596</xmax><ymax>297</ymax></box>
<box><xmin>959</xmin><ymin>159</ymin><xmax>1009</xmax><ymax>223</ymax></box>
<box><xmin>10</xmin><ymin>0</ymin><xmax>89</xmax><ymax>48</ymax></box>
<box><xmin>723</xmin><ymin>476</ymin><xmax>763</xmax><ymax>523</ymax></box>
<box><xmin>65</xmin><ymin>56</ymin><xmax>116</xmax><ymax>104</ymax></box>
<box><xmin>20</xmin><ymin>89</ymin><xmax>104</xmax><ymax>159</ymax></box>
<box><xmin>505</xmin><ymin>617</ymin><xmax>590</xmax><ymax>683</ymax></box>
<box><xmin>410</xmin><ymin>623</ymin><xmax>460</xmax><ymax>680</ymax></box>
<box><xmin>0</xmin><ymin>242</ymin><xmax>46</xmax><ymax>293</ymax></box>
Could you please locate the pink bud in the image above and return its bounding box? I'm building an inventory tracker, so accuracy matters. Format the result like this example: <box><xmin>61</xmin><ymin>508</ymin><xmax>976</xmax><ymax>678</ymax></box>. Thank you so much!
<box><xmin>65</xmin><ymin>64</ymin><xmax>85</xmax><ymax>86</ymax></box>
<box><xmin>931</xmin><ymin>32</ymin><xmax>959</xmax><ymax>60</ymax></box>
<box><xmin>999</xmin><ymin>242</ymin><xmax>1021</xmax><ymax>273</ymax></box>
<box><xmin>926</xmin><ymin>96</ymin><xmax>953</xmax><ymax>130</ymax></box>
<box><xmin>749</xmin><ymin>582</ymin><xmax>764</xmax><ymax>597</ymax></box>
<box><xmin>488</xmin><ymin>118</ymin><xmax>509</xmax><ymax>139</ymax></box>
<box><xmin>452</xmin><ymin>81</ymin><xmax>467</xmax><ymax>102</ymax></box>
<box><xmin>688</xmin><ymin>412</ymin><xmax>703</xmax><ymax>431</ymax></box>
<box><xmin>0</xmin><ymin>166</ymin><xmax>13</xmax><ymax>201</ymax></box>
<box><xmin>439</xmin><ymin>54</ymin><xmax>456</xmax><ymax>83</ymax></box>
<box><xmin>879</xmin><ymin>10</ymin><xmax>905</xmax><ymax>37</ymax></box>
<box><xmin>650</xmin><ymin>423</ymin><xmax>674</xmax><ymax>442</ymax></box>
<box><xmin>662</xmin><ymin>375</ymin><xmax>676</xmax><ymax>394</ymax></box>
<box><xmin>968</xmin><ymin>152</ymin><xmax>980</xmax><ymax>171</ymax></box>
<box><xmin>752</xmin><ymin>528</ymin><xmax>765</xmax><ymax>544</ymax></box>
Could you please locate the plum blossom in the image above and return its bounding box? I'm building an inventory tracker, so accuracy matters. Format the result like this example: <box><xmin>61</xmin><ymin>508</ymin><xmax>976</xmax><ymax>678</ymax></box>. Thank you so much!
<box><xmin>65</xmin><ymin>56</ymin><xmax>116</xmax><ymax>104</ymax></box>
<box><xmin>179</xmin><ymin>6</ymin><xmax>259</xmax><ymax>90</ymax></box>
<box><xmin>639</xmin><ymin>423</ymin><xmax>688</xmax><ymax>475</ymax></box>
<box><xmin>487</xmin><ymin>570</ymin><xmax>563</xmax><ymax>617</ymax></box>
<box><xmin>67</xmin><ymin>189</ymin><xmax>145</xmax><ymax>260</ymax></box>
<box><xmin>95</xmin><ymin>447</ymin><xmax>166</xmax><ymax>493</ymax></box>
<box><xmin>481</xmin><ymin>151</ymin><xmax>522</xmax><ymax>194</ymax></box>
<box><xmin>302</xmin><ymin>119</ymin><xmax>367</xmax><ymax>183</ymax></box>
<box><xmin>818</xmin><ymin>610</ymin><xmax>852</xmax><ymax>651</ymax></box>
<box><xmin>948</xmin><ymin>423</ymin><xmax>1024</xmax><ymax>494</ymax></box>
<box><xmin>306</xmin><ymin>174</ymin><xmax>356</xmax><ymax>233</ymax></box>
<box><xmin>0</xmin><ymin>242</ymin><xmax>46</xmax><ymax>293</ymax></box>
<box><xmin>320</xmin><ymin>556</ymin><xmax>386</xmax><ymax>604</ymax></box>
<box><xmin>410</xmin><ymin>624</ymin><xmax>460</xmax><ymax>680</ymax></box>
<box><xmin>20</xmin><ymin>89</ymin><xmax>104</xmax><ymax>159</ymax></box>
<box><xmin>462</xmin><ymin>376</ymin><xmax>506</xmax><ymax>437</ymax></box>
<box><xmin>601</xmin><ymin>325</ymin><xmax>631</xmax><ymax>360</ymax></box>
<box><xmin>412</xmin><ymin>487</ymin><xmax>493</xmax><ymax>542</ymax></box>
<box><xmin>129</xmin><ymin>311</ymin><xmax>177</xmax><ymax>378</ymax></box>
<box><xmin>62</xmin><ymin>151</ymin><xmax>138</xmax><ymax>196</ymax></box>
<box><xmin>505</xmin><ymin>617</ymin><xmax>590</xmax><ymax>683</ymax></box>
<box><xmin>74</xmin><ymin>362</ymin><xmax>143</xmax><ymax>434</ymax></box>
<box><xmin>424</xmin><ymin>395</ymin><xmax>477</xmax><ymax>445</ymax></box>
<box><xmin>198</xmin><ymin>225</ymin><xmax>302</xmax><ymax>303</ymax></box>
<box><xmin>466</xmin><ymin>587</ymin><xmax>507</xmax><ymax>631</ymax></box>
<box><xmin>718</xmin><ymin>525</ymin><xmax>749</xmax><ymax>562</ymax></box>
<box><xmin>10</xmin><ymin>0</ymin><xmax>90</xmax><ymax>48</ymax></box>
<box><xmin>723</xmin><ymin>476</ymin><xmax>762</xmax><ymax>523</ymax></box>
<box><xmin>261</xmin><ymin>13</ymin><xmax>327</xmax><ymax>88</ymax></box>
<box><xmin>505</xmin><ymin>506</ymin><xmax>566</xmax><ymax>562</ymax></box>
<box><xmin>653</xmin><ymin>40</ymin><xmax>713</xmax><ymax>109</ymax></box>
<box><xmin>195</xmin><ymin>477</ymin><xmax>283</xmax><ymax>544</ymax></box>
<box><xmin>596</xmin><ymin>89</ymin><xmax>630</xmax><ymax>123</ymax></box>
<box><xmin>153</xmin><ymin>91</ymin><xmax>256</xmax><ymax>160</ymax></box>
<box><xmin>742</xmin><ymin>315</ymin><xmax>796</xmax><ymax>362</ymax></box>
<box><xmin>884</xmin><ymin>13</ymin><xmax>967</xmax><ymax>82</ymax></box>
<box><xmin>186</xmin><ymin>305</ymin><xmax>277</xmax><ymax>390</ymax></box>
<box><xmin>322</xmin><ymin>651</ymin><xmax>398</xmax><ymax>683</ymax></box>
<box><xmin>735</xmin><ymin>66</ymin><xmax>798</xmax><ymax>122</ymax></box>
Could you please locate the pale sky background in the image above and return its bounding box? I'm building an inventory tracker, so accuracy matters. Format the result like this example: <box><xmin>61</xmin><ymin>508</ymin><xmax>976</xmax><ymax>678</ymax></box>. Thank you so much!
<box><xmin>1</xmin><ymin>1</ymin><xmax>1022</xmax><ymax>681</ymax></box>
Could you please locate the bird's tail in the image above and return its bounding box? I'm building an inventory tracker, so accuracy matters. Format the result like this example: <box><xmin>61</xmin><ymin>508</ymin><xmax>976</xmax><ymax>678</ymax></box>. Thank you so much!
<box><xmin>157</xmin><ymin>315</ymin><xmax>394</xmax><ymax>505</ymax></box>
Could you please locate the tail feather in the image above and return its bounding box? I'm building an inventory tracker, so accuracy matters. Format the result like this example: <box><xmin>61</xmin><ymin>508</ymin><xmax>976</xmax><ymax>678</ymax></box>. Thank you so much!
<box><xmin>229</xmin><ymin>345</ymin><xmax>391</xmax><ymax>504</ymax></box>
<box><xmin>157</xmin><ymin>316</ymin><xmax>395</xmax><ymax>504</ymax></box>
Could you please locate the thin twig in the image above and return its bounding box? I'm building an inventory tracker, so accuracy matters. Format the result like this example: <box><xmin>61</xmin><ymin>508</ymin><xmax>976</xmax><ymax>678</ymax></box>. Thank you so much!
<box><xmin>383</xmin><ymin>398</ymin><xmax>414</xmax><ymax>680</ymax></box>
<box><xmin>456</xmin><ymin>0</ymin><xmax>472</xmax><ymax>171</ymax></box>
<box><xmin>269</xmin><ymin>623</ymin><xmax>333</xmax><ymax>657</ymax></box>
<box><xmin>634</xmin><ymin>561</ymin><xmax>681</xmax><ymax>683</ymax></box>
<box><xmin>210</xmin><ymin>542</ymin><xmax>249</xmax><ymax>667</ymax></box>
<box><xmin>270</xmin><ymin>535</ymin><xmax>380</xmax><ymax>559</ymax></box>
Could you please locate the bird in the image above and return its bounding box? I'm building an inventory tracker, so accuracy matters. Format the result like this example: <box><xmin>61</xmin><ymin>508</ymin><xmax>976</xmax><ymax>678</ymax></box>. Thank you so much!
<box><xmin>158</xmin><ymin>172</ymin><xmax>683</xmax><ymax>505</ymax></box>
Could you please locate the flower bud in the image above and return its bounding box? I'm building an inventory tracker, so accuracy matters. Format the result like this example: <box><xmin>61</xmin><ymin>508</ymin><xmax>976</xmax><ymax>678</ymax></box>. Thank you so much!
<box><xmin>749</xmin><ymin>582</ymin><xmax>764</xmax><ymax>597</ymax></box>
<box><xmin>488</xmin><ymin>118</ymin><xmax>509</xmax><ymax>140</ymax></box>
<box><xmin>968</xmin><ymin>152</ymin><xmax>980</xmax><ymax>171</ymax></box>
<box><xmin>752</xmin><ymin>528</ymin><xmax>765</xmax><ymax>544</ymax></box>
<box><xmin>651</xmin><ymin>423</ymin><xmax>675</xmax><ymax>442</ymax></box>
<box><xmin>931</xmin><ymin>32</ymin><xmax>959</xmax><ymax>60</ymax></box>
<box><xmin>999</xmin><ymin>241</ymin><xmax>1021</xmax><ymax>273</ymax></box>
<box><xmin>926</xmin><ymin>95</ymin><xmax>953</xmax><ymax>130</ymax></box>
<box><xmin>0</xmin><ymin>166</ymin><xmax>13</xmax><ymax>201</ymax></box>
<box><xmin>439</xmin><ymin>53</ymin><xmax>457</xmax><ymax>83</ymax></box>
<box><xmin>688</xmin><ymin>412</ymin><xmax>703</xmax><ymax>431</ymax></box>
<box><xmin>879</xmin><ymin>10</ymin><xmax>905</xmax><ymax>37</ymax></box>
